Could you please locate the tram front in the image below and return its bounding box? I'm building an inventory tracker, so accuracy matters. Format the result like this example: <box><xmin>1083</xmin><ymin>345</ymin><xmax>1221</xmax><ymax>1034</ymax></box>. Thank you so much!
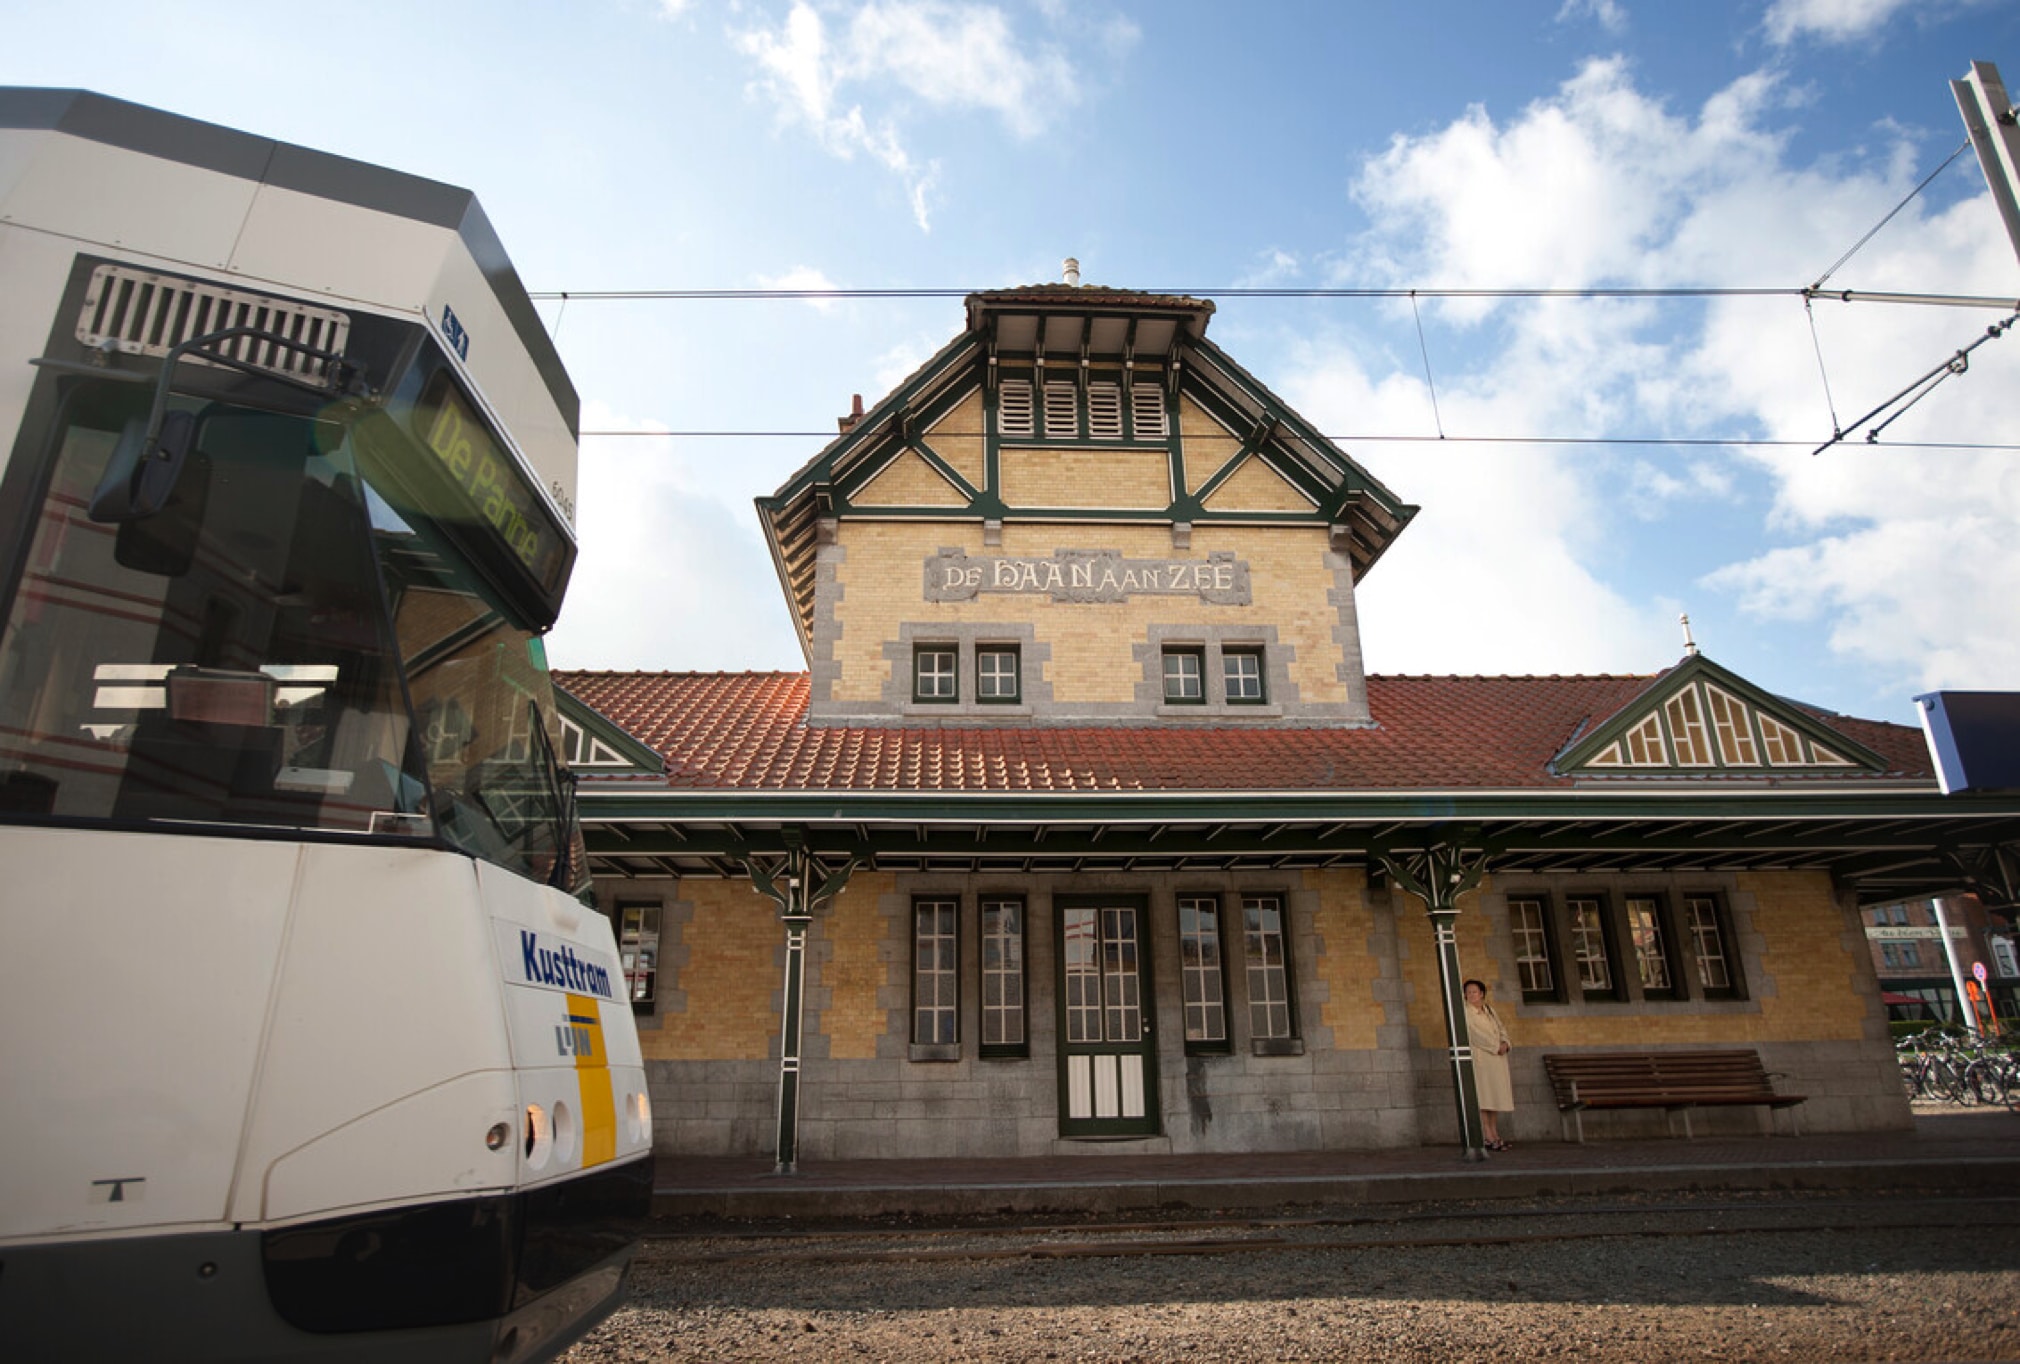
<box><xmin>0</xmin><ymin>91</ymin><xmax>651</xmax><ymax>1364</ymax></box>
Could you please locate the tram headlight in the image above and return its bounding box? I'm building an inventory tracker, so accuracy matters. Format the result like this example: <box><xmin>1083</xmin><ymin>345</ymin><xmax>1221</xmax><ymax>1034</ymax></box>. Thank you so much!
<box><xmin>485</xmin><ymin>1121</ymin><xmax>511</xmax><ymax>1152</ymax></box>
<box><xmin>523</xmin><ymin>1103</ymin><xmax>552</xmax><ymax>1171</ymax></box>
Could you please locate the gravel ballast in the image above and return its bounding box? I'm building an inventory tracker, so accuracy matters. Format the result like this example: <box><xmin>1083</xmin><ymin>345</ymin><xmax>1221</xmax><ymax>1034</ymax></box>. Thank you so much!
<box><xmin>564</xmin><ymin>1195</ymin><xmax>2020</xmax><ymax>1361</ymax></box>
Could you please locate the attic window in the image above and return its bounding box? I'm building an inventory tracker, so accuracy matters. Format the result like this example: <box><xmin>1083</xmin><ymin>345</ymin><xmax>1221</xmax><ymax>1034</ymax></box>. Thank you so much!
<box><xmin>560</xmin><ymin>715</ymin><xmax>631</xmax><ymax>768</ymax></box>
<box><xmin>998</xmin><ymin>379</ymin><xmax>1035</xmax><ymax>437</ymax></box>
<box><xmin>1042</xmin><ymin>381</ymin><xmax>1077</xmax><ymax>438</ymax></box>
<box><xmin>1577</xmin><ymin>677</ymin><xmax>1872</xmax><ymax>774</ymax></box>
<box><xmin>1704</xmin><ymin>685</ymin><xmax>1758</xmax><ymax>765</ymax></box>
<box><xmin>1131</xmin><ymin>384</ymin><xmax>1167</xmax><ymax>438</ymax></box>
<box><xmin>1087</xmin><ymin>382</ymin><xmax>1123</xmax><ymax>439</ymax></box>
<box><xmin>1664</xmin><ymin>688</ymin><xmax>1713</xmax><ymax>766</ymax></box>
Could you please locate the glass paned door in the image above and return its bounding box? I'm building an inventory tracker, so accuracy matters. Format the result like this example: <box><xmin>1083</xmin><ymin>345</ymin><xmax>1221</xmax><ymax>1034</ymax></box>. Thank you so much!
<box><xmin>1056</xmin><ymin>898</ymin><xmax>1159</xmax><ymax>1137</ymax></box>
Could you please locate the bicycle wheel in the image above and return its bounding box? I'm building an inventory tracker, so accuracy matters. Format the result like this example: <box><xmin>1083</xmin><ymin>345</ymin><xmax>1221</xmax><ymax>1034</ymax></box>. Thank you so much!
<box><xmin>1965</xmin><ymin>1059</ymin><xmax>2007</xmax><ymax>1106</ymax></box>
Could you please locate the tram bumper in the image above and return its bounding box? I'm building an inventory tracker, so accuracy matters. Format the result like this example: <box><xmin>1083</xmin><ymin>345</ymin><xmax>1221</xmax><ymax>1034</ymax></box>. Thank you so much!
<box><xmin>0</xmin><ymin>1153</ymin><xmax>653</xmax><ymax>1364</ymax></box>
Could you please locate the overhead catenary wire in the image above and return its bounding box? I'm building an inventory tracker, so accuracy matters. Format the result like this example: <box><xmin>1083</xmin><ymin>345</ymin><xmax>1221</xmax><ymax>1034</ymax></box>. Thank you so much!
<box><xmin>1811</xmin><ymin>140</ymin><xmax>1975</xmax><ymax>291</ymax></box>
<box><xmin>577</xmin><ymin>429</ymin><xmax>2020</xmax><ymax>452</ymax></box>
<box><xmin>530</xmin><ymin>284</ymin><xmax>2019</xmax><ymax>309</ymax></box>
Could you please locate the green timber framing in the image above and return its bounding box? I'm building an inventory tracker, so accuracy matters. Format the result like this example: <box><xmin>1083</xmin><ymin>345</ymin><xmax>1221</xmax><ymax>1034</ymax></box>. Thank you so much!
<box><xmin>753</xmin><ymin>287</ymin><xmax>1419</xmax><ymax>658</ymax></box>
<box><xmin>577</xmin><ymin>788</ymin><xmax>2020</xmax><ymax>904</ymax></box>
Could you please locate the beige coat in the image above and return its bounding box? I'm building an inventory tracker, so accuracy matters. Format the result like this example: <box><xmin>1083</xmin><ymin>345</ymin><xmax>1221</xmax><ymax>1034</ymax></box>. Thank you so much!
<box><xmin>1465</xmin><ymin>1002</ymin><xmax>1514</xmax><ymax>1113</ymax></box>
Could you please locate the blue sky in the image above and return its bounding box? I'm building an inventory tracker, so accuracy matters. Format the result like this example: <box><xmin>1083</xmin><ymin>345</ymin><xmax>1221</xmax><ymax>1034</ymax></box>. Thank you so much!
<box><xmin>6</xmin><ymin>0</ymin><xmax>2018</xmax><ymax>724</ymax></box>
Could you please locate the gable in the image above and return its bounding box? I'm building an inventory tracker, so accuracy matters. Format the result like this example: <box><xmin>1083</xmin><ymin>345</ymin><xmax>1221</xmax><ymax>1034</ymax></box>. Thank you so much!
<box><xmin>755</xmin><ymin>286</ymin><xmax>1419</xmax><ymax>660</ymax></box>
<box><xmin>1554</xmin><ymin>654</ymin><xmax>1885</xmax><ymax>777</ymax></box>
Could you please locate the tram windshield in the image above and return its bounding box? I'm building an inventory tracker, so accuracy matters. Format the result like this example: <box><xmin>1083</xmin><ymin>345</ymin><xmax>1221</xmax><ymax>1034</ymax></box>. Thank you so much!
<box><xmin>0</xmin><ymin>366</ymin><xmax>584</xmax><ymax>891</ymax></box>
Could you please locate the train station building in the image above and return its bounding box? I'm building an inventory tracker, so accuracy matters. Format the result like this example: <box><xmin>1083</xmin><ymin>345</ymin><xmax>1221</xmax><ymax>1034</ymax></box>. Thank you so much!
<box><xmin>555</xmin><ymin>282</ymin><xmax>2020</xmax><ymax>1166</ymax></box>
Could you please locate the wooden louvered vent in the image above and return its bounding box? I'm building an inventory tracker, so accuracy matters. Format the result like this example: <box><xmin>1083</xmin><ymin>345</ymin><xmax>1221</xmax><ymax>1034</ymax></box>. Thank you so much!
<box><xmin>998</xmin><ymin>378</ymin><xmax>1035</xmax><ymax>436</ymax></box>
<box><xmin>1087</xmin><ymin>382</ymin><xmax>1123</xmax><ymax>439</ymax></box>
<box><xmin>1043</xmin><ymin>380</ymin><xmax>1078</xmax><ymax>438</ymax></box>
<box><xmin>1131</xmin><ymin>384</ymin><xmax>1167</xmax><ymax>438</ymax></box>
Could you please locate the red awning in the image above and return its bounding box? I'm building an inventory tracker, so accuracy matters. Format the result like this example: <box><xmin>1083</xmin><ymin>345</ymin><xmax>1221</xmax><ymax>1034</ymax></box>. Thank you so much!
<box><xmin>1881</xmin><ymin>991</ymin><xmax>1924</xmax><ymax>1006</ymax></box>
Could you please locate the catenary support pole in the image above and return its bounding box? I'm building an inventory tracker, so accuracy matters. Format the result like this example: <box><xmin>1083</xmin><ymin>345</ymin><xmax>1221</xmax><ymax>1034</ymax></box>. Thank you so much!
<box><xmin>1377</xmin><ymin>837</ymin><xmax>1493</xmax><ymax>1163</ymax></box>
<box><xmin>742</xmin><ymin>833</ymin><xmax>857</xmax><ymax>1173</ymax></box>
<box><xmin>1954</xmin><ymin>61</ymin><xmax>2020</xmax><ymax>269</ymax></box>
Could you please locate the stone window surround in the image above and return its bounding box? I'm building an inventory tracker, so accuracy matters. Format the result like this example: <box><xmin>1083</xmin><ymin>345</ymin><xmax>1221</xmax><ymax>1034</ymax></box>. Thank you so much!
<box><xmin>1482</xmin><ymin>874</ymin><xmax>1761</xmax><ymax>1017</ymax></box>
<box><xmin>882</xmin><ymin>623</ymin><xmax>1051</xmax><ymax>718</ymax></box>
<box><xmin>1137</xmin><ymin>624</ymin><xmax>1293</xmax><ymax>719</ymax></box>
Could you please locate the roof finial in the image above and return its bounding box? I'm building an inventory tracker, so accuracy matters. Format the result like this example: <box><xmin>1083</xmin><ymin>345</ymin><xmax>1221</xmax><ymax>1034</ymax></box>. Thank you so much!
<box><xmin>1063</xmin><ymin>256</ymin><xmax>1080</xmax><ymax>287</ymax></box>
<box><xmin>1680</xmin><ymin>612</ymin><xmax>1699</xmax><ymax>656</ymax></box>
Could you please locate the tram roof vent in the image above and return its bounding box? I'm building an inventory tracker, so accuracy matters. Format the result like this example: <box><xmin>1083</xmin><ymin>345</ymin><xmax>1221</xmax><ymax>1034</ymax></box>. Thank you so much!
<box><xmin>77</xmin><ymin>265</ymin><xmax>351</xmax><ymax>383</ymax></box>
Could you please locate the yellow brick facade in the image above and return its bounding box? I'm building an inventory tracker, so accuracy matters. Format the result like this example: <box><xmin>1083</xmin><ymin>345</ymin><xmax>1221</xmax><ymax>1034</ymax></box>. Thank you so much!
<box><xmin>1179</xmin><ymin>394</ymin><xmax>1241</xmax><ymax>494</ymax></box>
<box><xmin>1392</xmin><ymin>871</ymin><xmax>1869</xmax><ymax>1050</ymax></box>
<box><xmin>828</xmin><ymin>519</ymin><xmax>1350</xmax><ymax>705</ymax></box>
<box><xmin>640</xmin><ymin>879</ymin><xmax>777</xmax><ymax>1062</ymax></box>
<box><xmin>999</xmin><ymin>446</ymin><xmax>1172</xmax><ymax>509</ymax></box>
<box><xmin>1205</xmin><ymin>455</ymin><xmax>1315</xmax><ymax>513</ymax></box>
<box><xmin>1305</xmin><ymin>869</ymin><xmax>1382</xmax><ymax>1051</ymax></box>
<box><xmin>855</xmin><ymin>449</ymin><xmax>969</xmax><ymax>507</ymax></box>
<box><xmin>818</xmin><ymin>874</ymin><xmax>894</xmax><ymax>1059</ymax></box>
<box><xmin>924</xmin><ymin>391</ymin><xmax>985</xmax><ymax>490</ymax></box>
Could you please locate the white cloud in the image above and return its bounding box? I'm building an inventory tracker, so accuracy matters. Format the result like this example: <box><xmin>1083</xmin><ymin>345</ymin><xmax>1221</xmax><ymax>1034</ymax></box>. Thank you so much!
<box><xmin>1555</xmin><ymin>0</ymin><xmax>1627</xmax><ymax>34</ymax></box>
<box><xmin>1763</xmin><ymin>0</ymin><xmax>1915</xmax><ymax>45</ymax></box>
<box><xmin>1323</xmin><ymin>56</ymin><xmax>2020</xmax><ymax>701</ymax></box>
<box><xmin>544</xmin><ymin>401</ymin><xmax>798</xmax><ymax>672</ymax></box>
<box><xmin>756</xmin><ymin>264</ymin><xmax>843</xmax><ymax>312</ymax></box>
<box><xmin>734</xmin><ymin>0</ymin><xmax>1088</xmax><ymax>231</ymax></box>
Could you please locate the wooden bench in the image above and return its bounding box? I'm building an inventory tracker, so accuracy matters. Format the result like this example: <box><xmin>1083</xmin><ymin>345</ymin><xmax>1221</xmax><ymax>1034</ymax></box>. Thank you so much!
<box><xmin>1541</xmin><ymin>1050</ymin><xmax>1807</xmax><ymax>1142</ymax></box>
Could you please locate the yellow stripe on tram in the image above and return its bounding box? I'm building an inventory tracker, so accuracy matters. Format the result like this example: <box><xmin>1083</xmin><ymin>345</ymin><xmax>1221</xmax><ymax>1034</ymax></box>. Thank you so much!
<box><xmin>565</xmin><ymin>992</ymin><xmax>618</xmax><ymax>1167</ymax></box>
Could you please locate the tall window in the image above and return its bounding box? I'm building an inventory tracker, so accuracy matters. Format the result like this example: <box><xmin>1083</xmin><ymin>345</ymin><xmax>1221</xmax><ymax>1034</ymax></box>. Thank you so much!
<box><xmin>1243</xmin><ymin>894</ymin><xmax>1296</xmax><ymax>1041</ymax></box>
<box><xmin>912</xmin><ymin>898</ymin><xmax>959</xmax><ymax>1046</ymax></box>
<box><xmin>1992</xmin><ymin>936</ymin><xmax>2019</xmax><ymax>979</ymax></box>
<box><xmin>1683</xmin><ymin>894</ymin><xmax>1737</xmax><ymax>998</ymax></box>
<box><xmin>1508</xmin><ymin>897</ymin><xmax>1557</xmax><ymax>1001</ymax></box>
<box><xmin>913</xmin><ymin>645</ymin><xmax>957</xmax><ymax>702</ymax></box>
<box><xmin>1162</xmin><ymin>648</ymin><xmax>1205</xmax><ymax>703</ymax></box>
<box><xmin>1625</xmin><ymin>896</ymin><xmax>1674</xmax><ymax>998</ymax></box>
<box><xmin>618</xmin><ymin>903</ymin><xmax>661</xmax><ymax>1009</ymax></box>
<box><xmin>979</xmin><ymin>897</ymin><xmax>1026</xmax><ymax>1056</ymax></box>
<box><xmin>1568</xmin><ymin>896</ymin><xmax>1615</xmax><ymax>998</ymax></box>
<box><xmin>1177</xmin><ymin>895</ymin><xmax>1229</xmax><ymax>1052</ymax></box>
<box><xmin>1222</xmin><ymin>648</ymin><xmax>1265</xmax><ymax>704</ymax></box>
<box><xmin>977</xmin><ymin>645</ymin><xmax>1020</xmax><ymax>703</ymax></box>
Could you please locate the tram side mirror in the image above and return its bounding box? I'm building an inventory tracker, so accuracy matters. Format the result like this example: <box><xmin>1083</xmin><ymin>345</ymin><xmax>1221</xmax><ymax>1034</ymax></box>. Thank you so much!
<box><xmin>90</xmin><ymin>411</ymin><xmax>197</xmax><ymax>523</ymax></box>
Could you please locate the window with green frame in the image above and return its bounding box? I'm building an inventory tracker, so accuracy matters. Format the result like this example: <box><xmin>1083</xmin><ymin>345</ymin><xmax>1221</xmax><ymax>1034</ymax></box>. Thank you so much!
<box><xmin>977</xmin><ymin>644</ymin><xmax>1020</xmax><ymax>703</ymax></box>
<box><xmin>1162</xmin><ymin>647</ymin><xmax>1205</xmax><ymax>704</ymax></box>
<box><xmin>1177</xmin><ymin>894</ymin><xmax>1230</xmax><ymax>1053</ymax></box>
<box><xmin>913</xmin><ymin>645</ymin><xmax>957</xmax><ymax>703</ymax></box>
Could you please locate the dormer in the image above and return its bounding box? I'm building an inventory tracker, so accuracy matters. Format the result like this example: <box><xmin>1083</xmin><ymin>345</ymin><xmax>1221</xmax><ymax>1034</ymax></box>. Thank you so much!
<box><xmin>758</xmin><ymin>279</ymin><xmax>1418</xmax><ymax>728</ymax></box>
<box><xmin>1553</xmin><ymin>653</ymin><xmax>1889</xmax><ymax>779</ymax></box>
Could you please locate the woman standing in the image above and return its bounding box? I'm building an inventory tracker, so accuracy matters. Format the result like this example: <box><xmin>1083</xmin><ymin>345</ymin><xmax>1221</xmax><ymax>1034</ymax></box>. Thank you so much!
<box><xmin>1464</xmin><ymin>979</ymin><xmax>1514</xmax><ymax>1150</ymax></box>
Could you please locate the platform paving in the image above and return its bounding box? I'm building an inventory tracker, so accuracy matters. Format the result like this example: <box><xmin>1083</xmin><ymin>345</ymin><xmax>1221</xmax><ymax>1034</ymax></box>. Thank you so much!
<box><xmin>650</xmin><ymin>1107</ymin><xmax>2020</xmax><ymax>1220</ymax></box>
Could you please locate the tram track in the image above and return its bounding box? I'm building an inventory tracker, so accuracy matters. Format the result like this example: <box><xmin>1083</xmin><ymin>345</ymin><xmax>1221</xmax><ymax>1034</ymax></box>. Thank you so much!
<box><xmin>640</xmin><ymin>1192</ymin><xmax>2020</xmax><ymax>1266</ymax></box>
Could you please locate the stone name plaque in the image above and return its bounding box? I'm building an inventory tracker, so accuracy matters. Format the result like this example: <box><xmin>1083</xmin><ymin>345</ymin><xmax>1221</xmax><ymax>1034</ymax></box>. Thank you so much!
<box><xmin>924</xmin><ymin>549</ymin><xmax>1250</xmax><ymax>605</ymax></box>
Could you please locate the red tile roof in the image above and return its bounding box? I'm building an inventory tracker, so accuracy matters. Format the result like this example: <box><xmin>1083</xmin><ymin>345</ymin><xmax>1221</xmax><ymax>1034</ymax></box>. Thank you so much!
<box><xmin>556</xmin><ymin>671</ymin><xmax>1934</xmax><ymax>793</ymax></box>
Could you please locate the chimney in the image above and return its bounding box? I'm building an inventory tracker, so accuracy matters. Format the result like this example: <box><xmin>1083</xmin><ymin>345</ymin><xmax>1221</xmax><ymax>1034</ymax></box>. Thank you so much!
<box><xmin>837</xmin><ymin>392</ymin><xmax>865</xmax><ymax>433</ymax></box>
<box><xmin>1063</xmin><ymin>256</ymin><xmax>1080</xmax><ymax>287</ymax></box>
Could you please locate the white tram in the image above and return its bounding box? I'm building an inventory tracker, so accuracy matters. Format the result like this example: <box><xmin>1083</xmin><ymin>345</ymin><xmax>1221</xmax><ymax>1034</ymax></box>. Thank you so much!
<box><xmin>0</xmin><ymin>90</ymin><xmax>652</xmax><ymax>1361</ymax></box>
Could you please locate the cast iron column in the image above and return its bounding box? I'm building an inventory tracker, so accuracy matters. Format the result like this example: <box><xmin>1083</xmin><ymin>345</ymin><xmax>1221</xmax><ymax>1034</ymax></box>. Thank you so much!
<box><xmin>742</xmin><ymin>832</ymin><xmax>856</xmax><ymax>1174</ymax></box>
<box><xmin>1377</xmin><ymin>837</ymin><xmax>1492</xmax><ymax>1163</ymax></box>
